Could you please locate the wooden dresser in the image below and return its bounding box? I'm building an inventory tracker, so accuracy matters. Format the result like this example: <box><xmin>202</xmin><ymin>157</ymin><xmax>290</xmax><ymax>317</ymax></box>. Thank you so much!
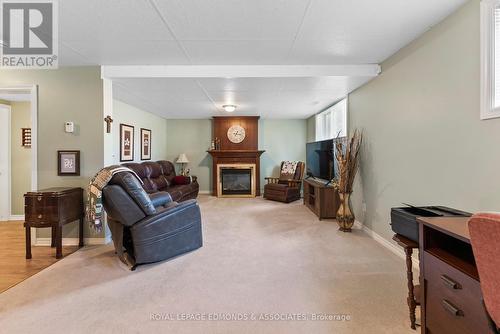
<box><xmin>24</xmin><ymin>187</ymin><xmax>84</xmax><ymax>259</ymax></box>
<box><xmin>418</xmin><ymin>216</ymin><xmax>493</xmax><ymax>334</ymax></box>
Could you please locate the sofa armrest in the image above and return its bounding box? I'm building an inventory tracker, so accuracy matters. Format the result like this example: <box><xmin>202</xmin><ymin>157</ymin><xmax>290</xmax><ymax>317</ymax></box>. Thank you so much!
<box><xmin>132</xmin><ymin>199</ymin><xmax>200</xmax><ymax>229</ymax></box>
<box><xmin>149</xmin><ymin>191</ymin><xmax>173</xmax><ymax>208</ymax></box>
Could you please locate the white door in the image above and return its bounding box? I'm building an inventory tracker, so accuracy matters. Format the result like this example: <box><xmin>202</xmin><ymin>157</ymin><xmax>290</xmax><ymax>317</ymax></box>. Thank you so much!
<box><xmin>0</xmin><ymin>104</ymin><xmax>10</xmax><ymax>221</ymax></box>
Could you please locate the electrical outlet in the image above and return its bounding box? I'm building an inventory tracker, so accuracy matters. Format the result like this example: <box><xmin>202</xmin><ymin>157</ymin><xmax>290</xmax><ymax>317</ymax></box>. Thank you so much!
<box><xmin>362</xmin><ymin>202</ymin><xmax>367</xmax><ymax>212</ymax></box>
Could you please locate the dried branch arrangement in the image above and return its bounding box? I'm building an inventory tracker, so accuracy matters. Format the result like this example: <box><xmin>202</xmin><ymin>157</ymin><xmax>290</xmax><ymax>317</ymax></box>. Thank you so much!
<box><xmin>334</xmin><ymin>129</ymin><xmax>363</xmax><ymax>194</ymax></box>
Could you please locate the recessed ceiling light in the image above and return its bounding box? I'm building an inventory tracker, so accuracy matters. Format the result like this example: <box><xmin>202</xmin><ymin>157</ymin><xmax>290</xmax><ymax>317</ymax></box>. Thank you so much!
<box><xmin>222</xmin><ymin>105</ymin><xmax>236</xmax><ymax>112</ymax></box>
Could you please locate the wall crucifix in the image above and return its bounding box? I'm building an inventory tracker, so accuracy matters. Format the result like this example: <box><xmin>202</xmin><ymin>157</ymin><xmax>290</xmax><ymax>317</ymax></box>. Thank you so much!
<box><xmin>104</xmin><ymin>115</ymin><xmax>113</xmax><ymax>133</ymax></box>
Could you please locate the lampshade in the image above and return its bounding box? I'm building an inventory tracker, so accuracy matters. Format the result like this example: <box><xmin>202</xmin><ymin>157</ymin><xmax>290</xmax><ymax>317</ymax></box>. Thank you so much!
<box><xmin>176</xmin><ymin>153</ymin><xmax>189</xmax><ymax>164</ymax></box>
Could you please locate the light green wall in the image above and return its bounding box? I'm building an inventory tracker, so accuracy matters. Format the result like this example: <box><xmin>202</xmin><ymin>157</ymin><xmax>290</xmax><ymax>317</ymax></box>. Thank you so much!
<box><xmin>10</xmin><ymin>102</ymin><xmax>31</xmax><ymax>215</ymax></box>
<box><xmin>259</xmin><ymin>119</ymin><xmax>307</xmax><ymax>188</ymax></box>
<box><xmin>0</xmin><ymin>67</ymin><xmax>104</xmax><ymax>238</ymax></box>
<box><xmin>306</xmin><ymin>116</ymin><xmax>316</xmax><ymax>143</ymax></box>
<box><xmin>166</xmin><ymin>119</ymin><xmax>213</xmax><ymax>192</ymax></box>
<box><xmin>348</xmin><ymin>0</ymin><xmax>500</xmax><ymax>241</ymax></box>
<box><xmin>165</xmin><ymin>119</ymin><xmax>307</xmax><ymax>193</ymax></box>
<box><xmin>112</xmin><ymin>100</ymin><xmax>168</xmax><ymax>164</ymax></box>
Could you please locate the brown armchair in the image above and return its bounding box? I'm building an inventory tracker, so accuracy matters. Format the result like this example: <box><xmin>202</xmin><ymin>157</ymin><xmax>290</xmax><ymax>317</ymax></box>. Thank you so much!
<box><xmin>263</xmin><ymin>161</ymin><xmax>305</xmax><ymax>203</ymax></box>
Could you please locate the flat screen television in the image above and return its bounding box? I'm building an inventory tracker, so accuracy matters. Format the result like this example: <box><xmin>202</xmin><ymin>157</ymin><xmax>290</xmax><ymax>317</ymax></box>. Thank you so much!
<box><xmin>306</xmin><ymin>139</ymin><xmax>335</xmax><ymax>182</ymax></box>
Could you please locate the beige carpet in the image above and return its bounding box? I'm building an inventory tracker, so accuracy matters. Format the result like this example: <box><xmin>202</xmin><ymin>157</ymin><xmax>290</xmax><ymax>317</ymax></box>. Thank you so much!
<box><xmin>0</xmin><ymin>196</ymin><xmax>415</xmax><ymax>334</ymax></box>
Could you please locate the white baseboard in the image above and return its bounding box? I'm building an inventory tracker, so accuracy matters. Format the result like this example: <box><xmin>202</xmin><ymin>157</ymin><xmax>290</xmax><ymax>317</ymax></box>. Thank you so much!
<box><xmin>9</xmin><ymin>215</ymin><xmax>24</xmax><ymax>221</ymax></box>
<box><xmin>354</xmin><ymin>220</ymin><xmax>420</xmax><ymax>271</ymax></box>
<box><xmin>198</xmin><ymin>190</ymin><xmax>211</xmax><ymax>195</ymax></box>
<box><xmin>35</xmin><ymin>236</ymin><xmax>112</xmax><ymax>246</ymax></box>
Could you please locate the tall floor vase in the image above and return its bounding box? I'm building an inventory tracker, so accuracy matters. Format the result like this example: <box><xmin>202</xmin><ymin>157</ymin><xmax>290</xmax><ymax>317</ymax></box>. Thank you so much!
<box><xmin>336</xmin><ymin>192</ymin><xmax>354</xmax><ymax>232</ymax></box>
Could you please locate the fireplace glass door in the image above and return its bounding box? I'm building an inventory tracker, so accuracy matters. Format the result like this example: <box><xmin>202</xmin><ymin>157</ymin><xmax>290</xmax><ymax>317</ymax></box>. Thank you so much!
<box><xmin>221</xmin><ymin>168</ymin><xmax>252</xmax><ymax>195</ymax></box>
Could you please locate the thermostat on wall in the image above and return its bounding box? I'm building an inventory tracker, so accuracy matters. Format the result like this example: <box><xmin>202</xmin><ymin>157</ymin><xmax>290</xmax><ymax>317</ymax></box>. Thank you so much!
<box><xmin>65</xmin><ymin>122</ymin><xmax>74</xmax><ymax>133</ymax></box>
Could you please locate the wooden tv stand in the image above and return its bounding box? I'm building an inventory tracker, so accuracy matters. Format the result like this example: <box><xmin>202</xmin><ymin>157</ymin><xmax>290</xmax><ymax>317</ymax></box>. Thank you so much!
<box><xmin>303</xmin><ymin>178</ymin><xmax>340</xmax><ymax>220</ymax></box>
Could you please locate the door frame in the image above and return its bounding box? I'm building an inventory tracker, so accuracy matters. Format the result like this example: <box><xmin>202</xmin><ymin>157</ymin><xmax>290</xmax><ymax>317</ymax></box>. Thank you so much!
<box><xmin>0</xmin><ymin>104</ymin><xmax>11</xmax><ymax>221</ymax></box>
<box><xmin>0</xmin><ymin>85</ymin><xmax>38</xmax><ymax>244</ymax></box>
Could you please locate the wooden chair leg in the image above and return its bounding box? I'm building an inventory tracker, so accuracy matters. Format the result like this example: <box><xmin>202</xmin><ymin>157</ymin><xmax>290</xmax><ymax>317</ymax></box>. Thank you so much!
<box><xmin>405</xmin><ymin>247</ymin><xmax>417</xmax><ymax>330</ymax></box>
<box><xmin>25</xmin><ymin>224</ymin><xmax>32</xmax><ymax>259</ymax></box>
<box><xmin>78</xmin><ymin>218</ymin><xmax>84</xmax><ymax>247</ymax></box>
<box><xmin>55</xmin><ymin>225</ymin><xmax>63</xmax><ymax>259</ymax></box>
<box><xmin>51</xmin><ymin>226</ymin><xmax>56</xmax><ymax>247</ymax></box>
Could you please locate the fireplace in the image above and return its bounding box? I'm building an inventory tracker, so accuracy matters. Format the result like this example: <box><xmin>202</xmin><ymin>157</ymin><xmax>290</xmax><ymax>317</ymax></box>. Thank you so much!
<box><xmin>217</xmin><ymin>164</ymin><xmax>256</xmax><ymax>197</ymax></box>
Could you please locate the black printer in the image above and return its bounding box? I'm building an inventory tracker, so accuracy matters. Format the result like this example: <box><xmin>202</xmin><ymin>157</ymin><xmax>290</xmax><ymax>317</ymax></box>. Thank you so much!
<box><xmin>390</xmin><ymin>205</ymin><xmax>471</xmax><ymax>243</ymax></box>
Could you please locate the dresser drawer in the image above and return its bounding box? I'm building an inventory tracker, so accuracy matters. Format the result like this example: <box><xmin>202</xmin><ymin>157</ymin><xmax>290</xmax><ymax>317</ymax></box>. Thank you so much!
<box><xmin>24</xmin><ymin>196</ymin><xmax>59</xmax><ymax>222</ymax></box>
<box><xmin>424</xmin><ymin>251</ymin><xmax>491</xmax><ymax>334</ymax></box>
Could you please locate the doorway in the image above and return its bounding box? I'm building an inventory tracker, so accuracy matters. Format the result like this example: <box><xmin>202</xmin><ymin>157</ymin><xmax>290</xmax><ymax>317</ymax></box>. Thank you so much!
<box><xmin>0</xmin><ymin>86</ymin><xmax>37</xmax><ymax>230</ymax></box>
<box><xmin>0</xmin><ymin>104</ymin><xmax>10</xmax><ymax>220</ymax></box>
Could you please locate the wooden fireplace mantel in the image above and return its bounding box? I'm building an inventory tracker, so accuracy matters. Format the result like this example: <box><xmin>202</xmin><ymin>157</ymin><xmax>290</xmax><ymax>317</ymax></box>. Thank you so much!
<box><xmin>207</xmin><ymin>149</ymin><xmax>265</xmax><ymax>196</ymax></box>
<box><xmin>207</xmin><ymin>150</ymin><xmax>265</xmax><ymax>157</ymax></box>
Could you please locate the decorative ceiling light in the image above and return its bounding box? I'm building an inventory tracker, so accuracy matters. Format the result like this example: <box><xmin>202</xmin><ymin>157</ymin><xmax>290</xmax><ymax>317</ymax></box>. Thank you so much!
<box><xmin>222</xmin><ymin>105</ymin><xmax>236</xmax><ymax>112</ymax></box>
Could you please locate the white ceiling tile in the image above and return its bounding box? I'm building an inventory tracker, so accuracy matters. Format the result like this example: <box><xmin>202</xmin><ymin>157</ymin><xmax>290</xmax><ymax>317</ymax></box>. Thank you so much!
<box><xmin>296</xmin><ymin>0</ymin><xmax>465</xmax><ymax>42</ymax></box>
<box><xmin>287</xmin><ymin>38</ymin><xmax>403</xmax><ymax>64</ymax></box>
<box><xmin>181</xmin><ymin>40</ymin><xmax>293</xmax><ymax>65</ymax></box>
<box><xmin>58</xmin><ymin>44</ymin><xmax>93</xmax><ymax>66</ymax></box>
<box><xmin>114</xmin><ymin>78</ymin><xmax>203</xmax><ymax>92</ymax></box>
<box><xmin>65</xmin><ymin>40</ymin><xmax>190</xmax><ymax>65</ymax></box>
<box><xmin>153</xmin><ymin>0</ymin><xmax>310</xmax><ymax>40</ymax></box>
<box><xmin>60</xmin><ymin>0</ymin><xmax>174</xmax><ymax>41</ymax></box>
<box><xmin>198</xmin><ymin>78</ymin><xmax>285</xmax><ymax>92</ymax></box>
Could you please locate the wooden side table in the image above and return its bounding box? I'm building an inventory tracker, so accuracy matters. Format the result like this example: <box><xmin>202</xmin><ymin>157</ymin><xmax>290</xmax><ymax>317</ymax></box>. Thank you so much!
<box><xmin>24</xmin><ymin>187</ymin><xmax>84</xmax><ymax>259</ymax></box>
<box><xmin>393</xmin><ymin>234</ymin><xmax>420</xmax><ymax>330</ymax></box>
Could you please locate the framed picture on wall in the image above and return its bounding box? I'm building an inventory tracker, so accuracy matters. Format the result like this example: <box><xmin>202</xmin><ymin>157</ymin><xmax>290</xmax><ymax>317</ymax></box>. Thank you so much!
<box><xmin>57</xmin><ymin>150</ymin><xmax>80</xmax><ymax>176</ymax></box>
<box><xmin>120</xmin><ymin>124</ymin><xmax>134</xmax><ymax>161</ymax></box>
<box><xmin>140</xmin><ymin>128</ymin><xmax>152</xmax><ymax>160</ymax></box>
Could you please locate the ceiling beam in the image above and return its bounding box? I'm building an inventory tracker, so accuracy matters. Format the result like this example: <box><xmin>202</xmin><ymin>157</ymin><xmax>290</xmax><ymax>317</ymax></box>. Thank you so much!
<box><xmin>101</xmin><ymin>64</ymin><xmax>381</xmax><ymax>79</ymax></box>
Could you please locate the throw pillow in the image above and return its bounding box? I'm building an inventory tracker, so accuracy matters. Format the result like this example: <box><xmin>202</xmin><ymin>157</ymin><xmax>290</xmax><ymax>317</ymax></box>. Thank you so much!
<box><xmin>172</xmin><ymin>175</ymin><xmax>191</xmax><ymax>185</ymax></box>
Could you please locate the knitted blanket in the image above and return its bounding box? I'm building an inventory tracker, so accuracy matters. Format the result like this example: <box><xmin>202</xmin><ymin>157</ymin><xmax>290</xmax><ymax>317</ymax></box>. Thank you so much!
<box><xmin>86</xmin><ymin>165</ymin><xmax>143</xmax><ymax>232</ymax></box>
<box><xmin>280</xmin><ymin>161</ymin><xmax>299</xmax><ymax>179</ymax></box>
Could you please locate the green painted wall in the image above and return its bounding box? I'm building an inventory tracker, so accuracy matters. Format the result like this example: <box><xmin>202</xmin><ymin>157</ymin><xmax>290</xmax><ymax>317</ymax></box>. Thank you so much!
<box><xmin>165</xmin><ymin>119</ymin><xmax>307</xmax><ymax>193</ymax></box>
<box><xmin>259</xmin><ymin>119</ymin><xmax>307</xmax><ymax>188</ymax></box>
<box><xmin>112</xmin><ymin>100</ymin><xmax>168</xmax><ymax>164</ymax></box>
<box><xmin>348</xmin><ymin>0</ymin><xmax>500</xmax><ymax>242</ymax></box>
<box><xmin>306</xmin><ymin>116</ymin><xmax>316</xmax><ymax>143</ymax></box>
<box><xmin>166</xmin><ymin>119</ymin><xmax>213</xmax><ymax>192</ymax></box>
<box><xmin>10</xmin><ymin>102</ymin><xmax>31</xmax><ymax>215</ymax></box>
<box><xmin>0</xmin><ymin>67</ymin><xmax>104</xmax><ymax>238</ymax></box>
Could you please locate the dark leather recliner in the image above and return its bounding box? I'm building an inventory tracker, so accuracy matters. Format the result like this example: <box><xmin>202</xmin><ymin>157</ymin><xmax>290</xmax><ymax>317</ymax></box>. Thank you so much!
<box><xmin>121</xmin><ymin>160</ymin><xmax>199</xmax><ymax>202</ymax></box>
<box><xmin>102</xmin><ymin>171</ymin><xmax>203</xmax><ymax>270</ymax></box>
<box><xmin>263</xmin><ymin>161</ymin><xmax>305</xmax><ymax>203</ymax></box>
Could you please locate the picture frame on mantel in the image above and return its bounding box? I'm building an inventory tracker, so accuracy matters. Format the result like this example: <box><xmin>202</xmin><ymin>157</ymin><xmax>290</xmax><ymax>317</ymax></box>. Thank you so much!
<box><xmin>57</xmin><ymin>150</ymin><xmax>80</xmax><ymax>176</ymax></box>
<box><xmin>140</xmin><ymin>128</ymin><xmax>152</xmax><ymax>160</ymax></box>
<box><xmin>120</xmin><ymin>123</ymin><xmax>134</xmax><ymax>162</ymax></box>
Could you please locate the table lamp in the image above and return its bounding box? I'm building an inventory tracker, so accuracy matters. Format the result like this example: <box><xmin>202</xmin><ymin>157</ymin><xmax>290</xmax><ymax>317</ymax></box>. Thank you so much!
<box><xmin>176</xmin><ymin>153</ymin><xmax>189</xmax><ymax>176</ymax></box>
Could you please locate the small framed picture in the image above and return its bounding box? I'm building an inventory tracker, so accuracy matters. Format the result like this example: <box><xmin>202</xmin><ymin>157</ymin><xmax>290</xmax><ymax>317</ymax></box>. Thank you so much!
<box><xmin>120</xmin><ymin>124</ymin><xmax>134</xmax><ymax>162</ymax></box>
<box><xmin>141</xmin><ymin>128</ymin><xmax>152</xmax><ymax>160</ymax></box>
<box><xmin>57</xmin><ymin>150</ymin><xmax>80</xmax><ymax>176</ymax></box>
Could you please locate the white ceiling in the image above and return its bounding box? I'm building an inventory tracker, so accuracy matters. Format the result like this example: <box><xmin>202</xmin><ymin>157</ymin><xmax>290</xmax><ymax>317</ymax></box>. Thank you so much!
<box><xmin>113</xmin><ymin>76</ymin><xmax>373</xmax><ymax>118</ymax></box>
<box><xmin>57</xmin><ymin>0</ymin><xmax>467</xmax><ymax>118</ymax></box>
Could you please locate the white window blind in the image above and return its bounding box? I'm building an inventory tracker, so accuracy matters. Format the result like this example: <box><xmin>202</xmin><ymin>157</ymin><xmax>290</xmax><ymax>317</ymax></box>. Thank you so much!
<box><xmin>495</xmin><ymin>6</ymin><xmax>500</xmax><ymax>108</ymax></box>
<box><xmin>315</xmin><ymin>98</ymin><xmax>347</xmax><ymax>141</ymax></box>
<box><xmin>480</xmin><ymin>0</ymin><xmax>500</xmax><ymax>119</ymax></box>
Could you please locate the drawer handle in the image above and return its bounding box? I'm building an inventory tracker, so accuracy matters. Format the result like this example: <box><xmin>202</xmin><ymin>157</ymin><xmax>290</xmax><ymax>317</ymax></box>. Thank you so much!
<box><xmin>38</xmin><ymin>214</ymin><xmax>42</xmax><ymax>219</ymax></box>
<box><xmin>440</xmin><ymin>274</ymin><xmax>460</xmax><ymax>289</ymax></box>
<box><xmin>441</xmin><ymin>299</ymin><xmax>463</xmax><ymax>317</ymax></box>
<box><xmin>37</xmin><ymin>196</ymin><xmax>42</xmax><ymax>201</ymax></box>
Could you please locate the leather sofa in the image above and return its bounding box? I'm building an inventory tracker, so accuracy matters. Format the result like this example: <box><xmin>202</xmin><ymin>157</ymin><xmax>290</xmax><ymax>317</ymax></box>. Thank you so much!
<box><xmin>102</xmin><ymin>171</ymin><xmax>203</xmax><ymax>270</ymax></box>
<box><xmin>121</xmin><ymin>160</ymin><xmax>199</xmax><ymax>202</ymax></box>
